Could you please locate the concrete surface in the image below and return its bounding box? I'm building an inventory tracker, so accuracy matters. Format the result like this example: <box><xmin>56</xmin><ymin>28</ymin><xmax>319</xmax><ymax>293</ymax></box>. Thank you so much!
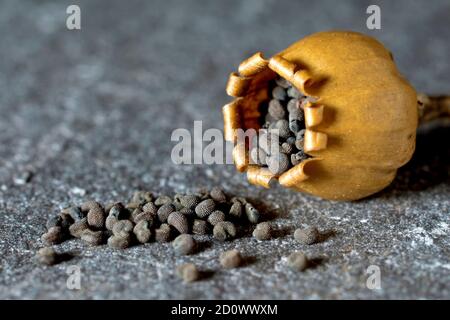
<box><xmin>0</xmin><ymin>0</ymin><xmax>449</xmax><ymax>299</ymax></box>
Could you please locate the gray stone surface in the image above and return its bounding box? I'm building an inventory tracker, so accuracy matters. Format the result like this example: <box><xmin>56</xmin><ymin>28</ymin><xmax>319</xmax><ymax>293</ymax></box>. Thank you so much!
<box><xmin>0</xmin><ymin>0</ymin><xmax>449</xmax><ymax>299</ymax></box>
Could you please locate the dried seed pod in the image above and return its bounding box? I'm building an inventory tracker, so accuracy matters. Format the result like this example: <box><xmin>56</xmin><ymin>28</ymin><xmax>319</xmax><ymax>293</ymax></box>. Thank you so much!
<box><xmin>192</xmin><ymin>219</ymin><xmax>209</xmax><ymax>235</ymax></box>
<box><xmin>294</xmin><ymin>226</ymin><xmax>319</xmax><ymax>245</ymax></box>
<box><xmin>167</xmin><ymin>212</ymin><xmax>189</xmax><ymax>234</ymax></box>
<box><xmin>37</xmin><ymin>247</ymin><xmax>58</xmax><ymax>266</ymax></box>
<box><xmin>207</xmin><ymin>210</ymin><xmax>226</xmax><ymax>226</ymax></box>
<box><xmin>209</xmin><ymin>187</ymin><xmax>227</xmax><ymax>203</ymax></box>
<box><xmin>220</xmin><ymin>249</ymin><xmax>242</xmax><ymax>268</ymax></box>
<box><xmin>41</xmin><ymin>226</ymin><xmax>64</xmax><ymax>245</ymax></box>
<box><xmin>108</xmin><ymin>202</ymin><xmax>128</xmax><ymax>219</ymax></box>
<box><xmin>179</xmin><ymin>194</ymin><xmax>200</xmax><ymax>209</ymax></box>
<box><xmin>81</xmin><ymin>229</ymin><xmax>103</xmax><ymax>246</ymax></box>
<box><xmin>172</xmin><ymin>234</ymin><xmax>196</xmax><ymax>255</ymax></box>
<box><xmin>112</xmin><ymin>220</ymin><xmax>134</xmax><ymax>236</ymax></box>
<box><xmin>272</xmin><ymin>86</ymin><xmax>287</xmax><ymax>100</ymax></box>
<box><xmin>176</xmin><ymin>263</ymin><xmax>200</xmax><ymax>283</ymax></box>
<box><xmin>81</xmin><ymin>201</ymin><xmax>105</xmax><ymax>230</ymax></box>
<box><xmin>154</xmin><ymin>195</ymin><xmax>172</xmax><ymax>206</ymax></box>
<box><xmin>195</xmin><ymin>199</ymin><xmax>216</xmax><ymax>218</ymax></box>
<box><xmin>69</xmin><ymin>218</ymin><xmax>89</xmax><ymax>238</ymax></box>
<box><xmin>142</xmin><ymin>202</ymin><xmax>158</xmax><ymax>214</ymax></box>
<box><xmin>267</xmin><ymin>152</ymin><xmax>290</xmax><ymax>175</ymax></box>
<box><xmin>157</xmin><ymin>203</ymin><xmax>176</xmax><ymax>223</ymax></box>
<box><xmin>133</xmin><ymin>220</ymin><xmax>152</xmax><ymax>243</ymax></box>
<box><xmin>268</xmin><ymin>99</ymin><xmax>286</xmax><ymax>120</ymax></box>
<box><xmin>213</xmin><ymin>221</ymin><xmax>236</xmax><ymax>241</ymax></box>
<box><xmin>107</xmin><ymin>234</ymin><xmax>132</xmax><ymax>249</ymax></box>
<box><xmin>46</xmin><ymin>216</ymin><xmax>62</xmax><ymax>230</ymax></box>
<box><xmin>155</xmin><ymin>223</ymin><xmax>172</xmax><ymax>243</ymax></box>
<box><xmin>131</xmin><ymin>191</ymin><xmax>153</xmax><ymax>205</ymax></box>
<box><xmin>252</xmin><ymin>222</ymin><xmax>272</xmax><ymax>240</ymax></box>
<box><xmin>229</xmin><ymin>202</ymin><xmax>243</xmax><ymax>219</ymax></box>
<box><xmin>287</xmin><ymin>252</ymin><xmax>308</xmax><ymax>271</ymax></box>
<box><xmin>244</xmin><ymin>203</ymin><xmax>260</xmax><ymax>224</ymax></box>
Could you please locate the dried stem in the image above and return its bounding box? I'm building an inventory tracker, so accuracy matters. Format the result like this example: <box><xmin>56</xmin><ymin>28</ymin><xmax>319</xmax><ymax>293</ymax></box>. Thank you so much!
<box><xmin>417</xmin><ymin>93</ymin><xmax>450</xmax><ymax>125</ymax></box>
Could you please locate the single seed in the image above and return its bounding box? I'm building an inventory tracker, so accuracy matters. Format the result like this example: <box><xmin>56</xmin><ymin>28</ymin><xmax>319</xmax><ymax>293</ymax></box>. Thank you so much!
<box><xmin>192</xmin><ymin>219</ymin><xmax>209</xmax><ymax>235</ymax></box>
<box><xmin>295</xmin><ymin>129</ymin><xmax>306</xmax><ymax>150</ymax></box>
<box><xmin>287</xmin><ymin>98</ymin><xmax>300</xmax><ymax>113</ymax></box>
<box><xmin>69</xmin><ymin>218</ymin><xmax>89</xmax><ymax>238</ymax></box>
<box><xmin>81</xmin><ymin>229</ymin><xmax>103</xmax><ymax>246</ymax></box>
<box><xmin>179</xmin><ymin>207</ymin><xmax>195</xmax><ymax>217</ymax></box>
<box><xmin>155</xmin><ymin>223</ymin><xmax>172</xmax><ymax>242</ymax></box>
<box><xmin>65</xmin><ymin>206</ymin><xmax>84</xmax><ymax>221</ymax></box>
<box><xmin>294</xmin><ymin>226</ymin><xmax>319</xmax><ymax>245</ymax></box>
<box><xmin>267</xmin><ymin>152</ymin><xmax>290</xmax><ymax>175</ymax></box>
<box><xmin>272</xmin><ymin>86</ymin><xmax>287</xmax><ymax>100</ymax></box>
<box><xmin>229</xmin><ymin>202</ymin><xmax>243</xmax><ymax>219</ymax></box>
<box><xmin>81</xmin><ymin>201</ymin><xmax>105</xmax><ymax>230</ymax></box>
<box><xmin>157</xmin><ymin>203</ymin><xmax>176</xmax><ymax>223</ymax></box>
<box><xmin>42</xmin><ymin>226</ymin><xmax>64</xmax><ymax>245</ymax></box>
<box><xmin>268</xmin><ymin>99</ymin><xmax>286</xmax><ymax>120</ymax></box>
<box><xmin>125</xmin><ymin>201</ymin><xmax>141</xmax><ymax>210</ymax></box>
<box><xmin>154</xmin><ymin>195</ymin><xmax>172</xmax><ymax>206</ymax></box>
<box><xmin>107</xmin><ymin>234</ymin><xmax>132</xmax><ymax>249</ymax></box>
<box><xmin>105</xmin><ymin>216</ymin><xmax>118</xmax><ymax>231</ymax></box>
<box><xmin>219</xmin><ymin>249</ymin><xmax>242</xmax><ymax>268</ymax></box>
<box><xmin>133</xmin><ymin>220</ymin><xmax>152</xmax><ymax>243</ymax></box>
<box><xmin>112</xmin><ymin>220</ymin><xmax>134</xmax><ymax>236</ymax></box>
<box><xmin>179</xmin><ymin>194</ymin><xmax>200</xmax><ymax>209</ymax></box>
<box><xmin>131</xmin><ymin>207</ymin><xmax>142</xmax><ymax>221</ymax></box>
<box><xmin>244</xmin><ymin>203</ymin><xmax>260</xmax><ymax>224</ymax></box>
<box><xmin>287</xmin><ymin>86</ymin><xmax>302</xmax><ymax>99</ymax></box>
<box><xmin>131</xmin><ymin>191</ymin><xmax>153</xmax><ymax>205</ymax></box>
<box><xmin>37</xmin><ymin>247</ymin><xmax>58</xmax><ymax>266</ymax></box>
<box><xmin>108</xmin><ymin>202</ymin><xmax>128</xmax><ymax>219</ymax></box>
<box><xmin>133</xmin><ymin>211</ymin><xmax>155</xmax><ymax>226</ymax></box>
<box><xmin>142</xmin><ymin>202</ymin><xmax>158</xmax><ymax>214</ymax></box>
<box><xmin>287</xmin><ymin>252</ymin><xmax>308</xmax><ymax>271</ymax></box>
<box><xmin>210</xmin><ymin>187</ymin><xmax>227</xmax><ymax>203</ymax></box>
<box><xmin>213</xmin><ymin>221</ymin><xmax>236</xmax><ymax>241</ymax></box>
<box><xmin>207</xmin><ymin>210</ymin><xmax>226</xmax><ymax>226</ymax></box>
<box><xmin>172</xmin><ymin>234</ymin><xmax>196</xmax><ymax>255</ymax></box>
<box><xmin>252</xmin><ymin>222</ymin><xmax>272</xmax><ymax>240</ymax></box>
<box><xmin>176</xmin><ymin>263</ymin><xmax>200</xmax><ymax>283</ymax></box>
<box><xmin>168</xmin><ymin>212</ymin><xmax>189</xmax><ymax>234</ymax></box>
<box><xmin>195</xmin><ymin>199</ymin><xmax>216</xmax><ymax>218</ymax></box>
<box><xmin>272</xmin><ymin>119</ymin><xmax>291</xmax><ymax>139</ymax></box>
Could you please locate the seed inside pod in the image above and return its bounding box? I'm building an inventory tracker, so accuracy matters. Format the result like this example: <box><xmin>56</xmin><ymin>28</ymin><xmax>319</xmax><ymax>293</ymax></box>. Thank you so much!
<box><xmin>179</xmin><ymin>194</ymin><xmax>200</xmax><ymax>209</ymax></box>
<box><xmin>294</xmin><ymin>226</ymin><xmax>319</xmax><ymax>245</ymax></box>
<box><xmin>112</xmin><ymin>220</ymin><xmax>134</xmax><ymax>236</ymax></box>
<box><xmin>41</xmin><ymin>226</ymin><xmax>64</xmax><ymax>245</ymax></box>
<box><xmin>107</xmin><ymin>234</ymin><xmax>132</xmax><ymax>249</ymax></box>
<box><xmin>252</xmin><ymin>222</ymin><xmax>272</xmax><ymax>241</ymax></box>
<box><xmin>167</xmin><ymin>212</ymin><xmax>189</xmax><ymax>234</ymax></box>
<box><xmin>69</xmin><ymin>218</ymin><xmax>89</xmax><ymax>238</ymax></box>
<box><xmin>268</xmin><ymin>99</ymin><xmax>286</xmax><ymax>120</ymax></box>
<box><xmin>155</xmin><ymin>223</ymin><xmax>172</xmax><ymax>243</ymax></box>
<box><xmin>80</xmin><ymin>229</ymin><xmax>104</xmax><ymax>246</ymax></box>
<box><xmin>219</xmin><ymin>249</ymin><xmax>242</xmax><ymax>268</ymax></box>
<box><xmin>37</xmin><ymin>247</ymin><xmax>59</xmax><ymax>266</ymax></box>
<box><xmin>172</xmin><ymin>234</ymin><xmax>196</xmax><ymax>255</ymax></box>
<box><xmin>176</xmin><ymin>263</ymin><xmax>200</xmax><ymax>283</ymax></box>
<box><xmin>287</xmin><ymin>252</ymin><xmax>308</xmax><ymax>272</ymax></box>
<box><xmin>213</xmin><ymin>221</ymin><xmax>236</xmax><ymax>241</ymax></box>
<box><xmin>250</xmin><ymin>147</ymin><xmax>267</xmax><ymax>166</ymax></box>
<box><xmin>195</xmin><ymin>199</ymin><xmax>216</xmax><ymax>218</ymax></box>
<box><xmin>267</xmin><ymin>152</ymin><xmax>290</xmax><ymax>175</ymax></box>
<box><xmin>133</xmin><ymin>220</ymin><xmax>152</xmax><ymax>243</ymax></box>
<box><xmin>192</xmin><ymin>219</ymin><xmax>209</xmax><ymax>235</ymax></box>
<box><xmin>210</xmin><ymin>187</ymin><xmax>227</xmax><ymax>203</ymax></box>
<box><xmin>157</xmin><ymin>203</ymin><xmax>176</xmax><ymax>223</ymax></box>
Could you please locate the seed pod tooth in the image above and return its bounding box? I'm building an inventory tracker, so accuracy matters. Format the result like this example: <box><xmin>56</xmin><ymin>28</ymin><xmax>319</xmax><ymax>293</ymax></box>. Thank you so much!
<box><xmin>226</xmin><ymin>72</ymin><xmax>251</xmax><ymax>97</ymax></box>
<box><xmin>223</xmin><ymin>98</ymin><xmax>243</xmax><ymax>142</ymax></box>
<box><xmin>304</xmin><ymin>103</ymin><xmax>324</xmax><ymax>128</ymax></box>
<box><xmin>238</xmin><ymin>52</ymin><xmax>269</xmax><ymax>77</ymax></box>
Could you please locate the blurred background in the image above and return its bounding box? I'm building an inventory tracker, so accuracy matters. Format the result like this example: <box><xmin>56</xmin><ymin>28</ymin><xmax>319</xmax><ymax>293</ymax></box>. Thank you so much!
<box><xmin>0</xmin><ymin>0</ymin><xmax>449</xmax><ymax>299</ymax></box>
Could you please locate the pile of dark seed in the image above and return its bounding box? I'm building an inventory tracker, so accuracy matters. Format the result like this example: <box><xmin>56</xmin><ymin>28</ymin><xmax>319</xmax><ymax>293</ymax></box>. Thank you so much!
<box><xmin>250</xmin><ymin>76</ymin><xmax>311</xmax><ymax>175</ymax></box>
<box><xmin>41</xmin><ymin>188</ymin><xmax>262</xmax><ymax>252</ymax></box>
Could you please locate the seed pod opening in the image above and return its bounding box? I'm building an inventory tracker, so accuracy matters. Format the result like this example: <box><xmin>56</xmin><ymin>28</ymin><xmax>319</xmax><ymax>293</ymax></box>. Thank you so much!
<box><xmin>223</xmin><ymin>31</ymin><xmax>418</xmax><ymax>200</ymax></box>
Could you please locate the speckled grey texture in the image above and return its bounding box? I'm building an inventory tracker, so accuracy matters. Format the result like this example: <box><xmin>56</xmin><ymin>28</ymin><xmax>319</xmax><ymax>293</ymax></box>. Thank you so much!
<box><xmin>0</xmin><ymin>0</ymin><xmax>449</xmax><ymax>300</ymax></box>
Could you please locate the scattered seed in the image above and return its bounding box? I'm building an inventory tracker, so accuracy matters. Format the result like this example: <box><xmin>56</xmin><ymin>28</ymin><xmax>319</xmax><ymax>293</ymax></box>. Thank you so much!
<box><xmin>287</xmin><ymin>252</ymin><xmax>308</xmax><ymax>271</ymax></box>
<box><xmin>126</xmin><ymin>202</ymin><xmax>141</xmax><ymax>210</ymax></box>
<box><xmin>133</xmin><ymin>220</ymin><xmax>152</xmax><ymax>243</ymax></box>
<box><xmin>155</xmin><ymin>223</ymin><xmax>172</xmax><ymax>242</ymax></box>
<box><xmin>172</xmin><ymin>234</ymin><xmax>196</xmax><ymax>255</ymax></box>
<box><xmin>142</xmin><ymin>202</ymin><xmax>158</xmax><ymax>214</ymax></box>
<box><xmin>37</xmin><ymin>247</ymin><xmax>58</xmax><ymax>266</ymax></box>
<box><xmin>192</xmin><ymin>219</ymin><xmax>209</xmax><ymax>235</ymax></box>
<box><xmin>281</xmin><ymin>142</ymin><xmax>294</xmax><ymax>154</ymax></box>
<box><xmin>157</xmin><ymin>203</ymin><xmax>176</xmax><ymax>223</ymax></box>
<box><xmin>108</xmin><ymin>202</ymin><xmax>128</xmax><ymax>219</ymax></box>
<box><xmin>176</xmin><ymin>263</ymin><xmax>200</xmax><ymax>283</ymax></box>
<box><xmin>207</xmin><ymin>210</ymin><xmax>226</xmax><ymax>226</ymax></box>
<box><xmin>253</xmin><ymin>222</ymin><xmax>272</xmax><ymax>240</ymax></box>
<box><xmin>81</xmin><ymin>229</ymin><xmax>103</xmax><ymax>246</ymax></box>
<box><xmin>65</xmin><ymin>206</ymin><xmax>84</xmax><ymax>221</ymax></box>
<box><xmin>112</xmin><ymin>220</ymin><xmax>134</xmax><ymax>236</ymax></box>
<box><xmin>195</xmin><ymin>199</ymin><xmax>216</xmax><ymax>218</ymax></box>
<box><xmin>213</xmin><ymin>221</ymin><xmax>236</xmax><ymax>241</ymax></box>
<box><xmin>291</xmin><ymin>150</ymin><xmax>308</xmax><ymax>166</ymax></box>
<box><xmin>81</xmin><ymin>201</ymin><xmax>105</xmax><ymax>230</ymax></box>
<box><xmin>131</xmin><ymin>191</ymin><xmax>153</xmax><ymax>205</ymax></box>
<box><xmin>154</xmin><ymin>195</ymin><xmax>172</xmax><ymax>206</ymax></box>
<box><xmin>107</xmin><ymin>234</ymin><xmax>131</xmax><ymax>249</ymax></box>
<box><xmin>229</xmin><ymin>202</ymin><xmax>243</xmax><ymax>219</ymax></box>
<box><xmin>133</xmin><ymin>211</ymin><xmax>155</xmax><ymax>225</ymax></box>
<box><xmin>244</xmin><ymin>203</ymin><xmax>260</xmax><ymax>224</ymax></box>
<box><xmin>179</xmin><ymin>207</ymin><xmax>195</xmax><ymax>217</ymax></box>
<box><xmin>42</xmin><ymin>226</ymin><xmax>64</xmax><ymax>245</ymax></box>
<box><xmin>168</xmin><ymin>212</ymin><xmax>189</xmax><ymax>234</ymax></box>
<box><xmin>210</xmin><ymin>187</ymin><xmax>227</xmax><ymax>203</ymax></box>
<box><xmin>219</xmin><ymin>249</ymin><xmax>242</xmax><ymax>268</ymax></box>
<box><xmin>179</xmin><ymin>194</ymin><xmax>200</xmax><ymax>209</ymax></box>
<box><xmin>294</xmin><ymin>226</ymin><xmax>319</xmax><ymax>245</ymax></box>
<box><xmin>69</xmin><ymin>218</ymin><xmax>89</xmax><ymax>238</ymax></box>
